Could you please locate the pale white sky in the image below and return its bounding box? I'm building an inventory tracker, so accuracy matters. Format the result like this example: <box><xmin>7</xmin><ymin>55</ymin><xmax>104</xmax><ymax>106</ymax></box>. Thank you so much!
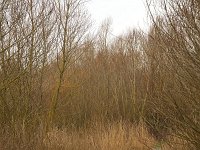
<box><xmin>87</xmin><ymin>0</ymin><xmax>149</xmax><ymax>35</ymax></box>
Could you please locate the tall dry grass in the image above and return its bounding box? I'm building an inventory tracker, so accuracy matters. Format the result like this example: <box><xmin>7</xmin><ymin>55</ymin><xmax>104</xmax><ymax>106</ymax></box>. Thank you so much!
<box><xmin>44</xmin><ymin>121</ymin><xmax>187</xmax><ymax>150</ymax></box>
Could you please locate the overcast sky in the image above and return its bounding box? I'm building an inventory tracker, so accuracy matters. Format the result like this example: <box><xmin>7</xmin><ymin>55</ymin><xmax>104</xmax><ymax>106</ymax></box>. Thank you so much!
<box><xmin>86</xmin><ymin>0</ymin><xmax>149</xmax><ymax>35</ymax></box>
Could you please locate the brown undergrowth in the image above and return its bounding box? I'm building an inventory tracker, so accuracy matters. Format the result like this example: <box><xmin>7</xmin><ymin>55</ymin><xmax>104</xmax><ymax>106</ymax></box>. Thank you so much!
<box><xmin>44</xmin><ymin>121</ymin><xmax>187</xmax><ymax>150</ymax></box>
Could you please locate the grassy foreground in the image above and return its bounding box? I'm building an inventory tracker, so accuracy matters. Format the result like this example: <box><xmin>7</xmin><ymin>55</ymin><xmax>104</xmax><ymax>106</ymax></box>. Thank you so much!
<box><xmin>45</xmin><ymin>121</ymin><xmax>187</xmax><ymax>150</ymax></box>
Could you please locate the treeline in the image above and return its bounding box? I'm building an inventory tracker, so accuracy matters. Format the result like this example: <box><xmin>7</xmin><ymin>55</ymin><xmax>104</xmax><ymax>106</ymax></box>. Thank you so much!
<box><xmin>0</xmin><ymin>0</ymin><xmax>199</xmax><ymax>149</ymax></box>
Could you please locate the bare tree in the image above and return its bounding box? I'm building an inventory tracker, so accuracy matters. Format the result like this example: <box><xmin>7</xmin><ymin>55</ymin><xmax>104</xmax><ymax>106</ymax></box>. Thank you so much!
<box><xmin>46</xmin><ymin>0</ymin><xmax>90</xmax><ymax>131</ymax></box>
<box><xmin>146</xmin><ymin>0</ymin><xmax>200</xmax><ymax>148</ymax></box>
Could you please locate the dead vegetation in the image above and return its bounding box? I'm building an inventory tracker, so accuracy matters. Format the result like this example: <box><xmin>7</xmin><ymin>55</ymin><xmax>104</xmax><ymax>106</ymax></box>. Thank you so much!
<box><xmin>0</xmin><ymin>0</ymin><xmax>199</xmax><ymax>149</ymax></box>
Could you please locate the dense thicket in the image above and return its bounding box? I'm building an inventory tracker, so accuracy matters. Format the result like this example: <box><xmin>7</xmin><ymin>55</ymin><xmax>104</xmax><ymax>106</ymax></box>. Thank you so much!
<box><xmin>0</xmin><ymin>0</ymin><xmax>199</xmax><ymax>149</ymax></box>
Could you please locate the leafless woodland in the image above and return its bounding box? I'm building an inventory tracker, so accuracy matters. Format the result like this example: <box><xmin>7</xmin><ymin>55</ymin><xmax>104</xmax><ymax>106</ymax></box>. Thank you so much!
<box><xmin>0</xmin><ymin>0</ymin><xmax>199</xmax><ymax>149</ymax></box>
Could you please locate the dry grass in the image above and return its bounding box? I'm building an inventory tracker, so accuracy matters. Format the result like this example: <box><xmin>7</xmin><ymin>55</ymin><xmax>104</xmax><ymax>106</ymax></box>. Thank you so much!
<box><xmin>45</xmin><ymin>122</ymin><xmax>152</xmax><ymax>150</ymax></box>
<box><xmin>44</xmin><ymin>121</ymin><xmax>187</xmax><ymax>150</ymax></box>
